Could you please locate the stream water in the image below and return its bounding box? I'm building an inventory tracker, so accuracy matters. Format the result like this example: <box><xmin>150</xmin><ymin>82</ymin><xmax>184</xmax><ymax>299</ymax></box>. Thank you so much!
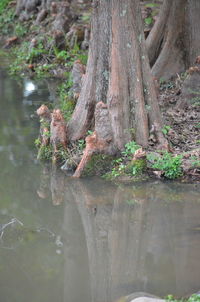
<box><xmin>0</xmin><ymin>65</ymin><xmax>200</xmax><ymax>302</ymax></box>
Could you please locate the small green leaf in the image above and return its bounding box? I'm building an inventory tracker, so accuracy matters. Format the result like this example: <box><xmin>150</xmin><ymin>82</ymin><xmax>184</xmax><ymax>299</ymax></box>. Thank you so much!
<box><xmin>145</xmin><ymin>3</ymin><xmax>158</xmax><ymax>8</ymax></box>
<box><xmin>145</xmin><ymin>17</ymin><xmax>153</xmax><ymax>25</ymax></box>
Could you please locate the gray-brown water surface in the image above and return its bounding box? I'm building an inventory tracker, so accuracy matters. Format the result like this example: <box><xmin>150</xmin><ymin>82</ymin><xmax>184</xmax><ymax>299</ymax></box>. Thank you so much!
<box><xmin>0</xmin><ymin>67</ymin><xmax>200</xmax><ymax>302</ymax></box>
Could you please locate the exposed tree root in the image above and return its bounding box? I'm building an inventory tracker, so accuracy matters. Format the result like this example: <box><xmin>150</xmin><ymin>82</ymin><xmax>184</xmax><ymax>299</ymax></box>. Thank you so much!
<box><xmin>73</xmin><ymin>101</ymin><xmax>116</xmax><ymax>177</ymax></box>
<box><xmin>50</xmin><ymin>109</ymin><xmax>68</xmax><ymax>163</ymax></box>
<box><xmin>36</xmin><ymin>104</ymin><xmax>51</xmax><ymax>147</ymax></box>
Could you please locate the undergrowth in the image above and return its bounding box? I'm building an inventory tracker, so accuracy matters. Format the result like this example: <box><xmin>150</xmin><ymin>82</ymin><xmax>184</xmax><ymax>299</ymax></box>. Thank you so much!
<box><xmin>0</xmin><ymin>0</ymin><xmax>12</xmax><ymax>14</ymax></box>
<box><xmin>104</xmin><ymin>141</ymin><xmax>146</xmax><ymax>180</ymax></box>
<box><xmin>57</xmin><ymin>77</ymin><xmax>75</xmax><ymax>121</ymax></box>
<box><xmin>147</xmin><ymin>151</ymin><xmax>183</xmax><ymax>179</ymax></box>
<box><xmin>165</xmin><ymin>294</ymin><xmax>200</xmax><ymax>302</ymax></box>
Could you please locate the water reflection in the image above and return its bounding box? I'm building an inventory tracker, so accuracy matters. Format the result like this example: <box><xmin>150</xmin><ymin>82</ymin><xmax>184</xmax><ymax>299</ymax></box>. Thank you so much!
<box><xmin>24</xmin><ymin>80</ymin><xmax>36</xmax><ymax>97</ymax></box>
<box><xmin>22</xmin><ymin>78</ymin><xmax>60</xmax><ymax>105</ymax></box>
<box><xmin>61</xmin><ymin>180</ymin><xmax>200</xmax><ymax>301</ymax></box>
<box><xmin>36</xmin><ymin>169</ymin><xmax>200</xmax><ymax>300</ymax></box>
<box><xmin>0</xmin><ymin>69</ymin><xmax>55</xmax><ymax>166</ymax></box>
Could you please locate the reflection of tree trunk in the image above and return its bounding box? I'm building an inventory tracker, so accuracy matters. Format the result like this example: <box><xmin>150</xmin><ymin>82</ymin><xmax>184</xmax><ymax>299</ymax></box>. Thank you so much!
<box><xmin>68</xmin><ymin>180</ymin><xmax>113</xmax><ymax>302</ymax></box>
<box><xmin>61</xmin><ymin>179</ymin><xmax>200</xmax><ymax>300</ymax></box>
<box><xmin>62</xmin><ymin>186</ymin><xmax>91</xmax><ymax>302</ymax></box>
<box><xmin>44</xmin><ymin>79</ymin><xmax>60</xmax><ymax>105</ymax></box>
<box><xmin>50</xmin><ymin>166</ymin><xmax>65</xmax><ymax>205</ymax></box>
<box><xmin>37</xmin><ymin>165</ymin><xmax>51</xmax><ymax>199</ymax></box>
<box><xmin>109</xmin><ymin>186</ymin><xmax>149</xmax><ymax>299</ymax></box>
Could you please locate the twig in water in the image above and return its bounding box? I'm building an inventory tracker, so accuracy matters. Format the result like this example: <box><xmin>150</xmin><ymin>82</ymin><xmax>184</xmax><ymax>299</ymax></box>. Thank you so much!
<box><xmin>0</xmin><ymin>218</ymin><xmax>23</xmax><ymax>240</ymax></box>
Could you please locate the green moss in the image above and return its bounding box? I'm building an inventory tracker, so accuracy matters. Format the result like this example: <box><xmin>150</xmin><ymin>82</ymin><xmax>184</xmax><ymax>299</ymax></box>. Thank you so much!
<box><xmin>126</xmin><ymin>158</ymin><xmax>147</xmax><ymax>176</ymax></box>
<box><xmin>83</xmin><ymin>154</ymin><xmax>115</xmax><ymax>176</ymax></box>
<box><xmin>104</xmin><ymin>156</ymin><xmax>147</xmax><ymax>180</ymax></box>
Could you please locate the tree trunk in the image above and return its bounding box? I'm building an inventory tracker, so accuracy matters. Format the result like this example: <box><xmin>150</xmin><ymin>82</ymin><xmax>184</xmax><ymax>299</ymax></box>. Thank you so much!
<box><xmin>107</xmin><ymin>0</ymin><xmax>166</xmax><ymax>149</ymax></box>
<box><xmin>150</xmin><ymin>0</ymin><xmax>200</xmax><ymax>80</ymax></box>
<box><xmin>146</xmin><ymin>0</ymin><xmax>173</xmax><ymax>66</ymax></box>
<box><xmin>108</xmin><ymin>0</ymin><xmax>149</xmax><ymax>148</ymax></box>
<box><xmin>69</xmin><ymin>0</ymin><xmax>166</xmax><ymax>147</ymax></box>
<box><xmin>185</xmin><ymin>0</ymin><xmax>200</xmax><ymax>67</ymax></box>
<box><xmin>71</xmin><ymin>0</ymin><xmax>167</xmax><ymax>177</ymax></box>
<box><xmin>68</xmin><ymin>0</ymin><xmax>111</xmax><ymax>141</ymax></box>
<box><xmin>151</xmin><ymin>0</ymin><xmax>186</xmax><ymax>80</ymax></box>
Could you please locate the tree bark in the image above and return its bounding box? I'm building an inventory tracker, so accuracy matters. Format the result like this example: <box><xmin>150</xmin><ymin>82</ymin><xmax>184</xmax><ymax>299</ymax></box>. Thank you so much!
<box><xmin>68</xmin><ymin>0</ymin><xmax>111</xmax><ymax>141</ymax></box>
<box><xmin>69</xmin><ymin>0</ymin><xmax>166</xmax><ymax>147</ymax></box>
<box><xmin>146</xmin><ymin>0</ymin><xmax>173</xmax><ymax>66</ymax></box>
<box><xmin>72</xmin><ymin>0</ymin><xmax>167</xmax><ymax>177</ymax></box>
<box><xmin>107</xmin><ymin>0</ymin><xmax>166</xmax><ymax>149</ymax></box>
<box><xmin>108</xmin><ymin>0</ymin><xmax>148</xmax><ymax>148</ymax></box>
<box><xmin>151</xmin><ymin>0</ymin><xmax>186</xmax><ymax>80</ymax></box>
<box><xmin>150</xmin><ymin>0</ymin><xmax>200</xmax><ymax>80</ymax></box>
<box><xmin>185</xmin><ymin>0</ymin><xmax>200</xmax><ymax>67</ymax></box>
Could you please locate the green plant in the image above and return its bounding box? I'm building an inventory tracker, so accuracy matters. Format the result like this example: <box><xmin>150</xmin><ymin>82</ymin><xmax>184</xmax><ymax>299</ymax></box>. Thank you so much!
<box><xmin>145</xmin><ymin>17</ymin><xmax>153</xmax><ymax>25</ymax></box>
<box><xmin>57</xmin><ymin>79</ymin><xmax>75</xmax><ymax>121</ymax></box>
<box><xmin>147</xmin><ymin>152</ymin><xmax>183</xmax><ymax>179</ymax></box>
<box><xmin>34</xmin><ymin>63</ymin><xmax>57</xmax><ymax>78</ymax></box>
<box><xmin>122</xmin><ymin>141</ymin><xmax>140</xmax><ymax>157</ymax></box>
<box><xmin>165</xmin><ymin>294</ymin><xmax>200</xmax><ymax>302</ymax></box>
<box><xmin>87</xmin><ymin>130</ymin><xmax>93</xmax><ymax>135</ymax></box>
<box><xmin>191</xmin><ymin>156</ymin><xmax>200</xmax><ymax>167</ymax></box>
<box><xmin>143</xmin><ymin>2</ymin><xmax>159</xmax><ymax>26</ymax></box>
<box><xmin>162</xmin><ymin>125</ymin><xmax>171</xmax><ymax>135</ymax></box>
<box><xmin>160</xmin><ymin>80</ymin><xmax>175</xmax><ymax>90</ymax></box>
<box><xmin>125</xmin><ymin>199</ymin><xmax>139</xmax><ymax>205</ymax></box>
<box><xmin>56</xmin><ymin>145</ymin><xmax>69</xmax><ymax>163</ymax></box>
<box><xmin>0</xmin><ymin>6</ymin><xmax>14</xmax><ymax>35</ymax></box>
<box><xmin>109</xmin><ymin>167</ymin><xmax>121</xmax><ymax>178</ymax></box>
<box><xmin>34</xmin><ymin>138</ymin><xmax>41</xmax><ymax>148</ymax></box>
<box><xmin>145</xmin><ymin>3</ymin><xmax>159</xmax><ymax>8</ymax></box>
<box><xmin>26</xmin><ymin>42</ymin><xmax>47</xmax><ymax>63</ymax></box>
<box><xmin>14</xmin><ymin>23</ymin><xmax>28</xmax><ymax>37</ymax></box>
<box><xmin>81</xmin><ymin>14</ymin><xmax>91</xmax><ymax>22</ymax></box>
<box><xmin>0</xmin><ymin>0</ymin><xmax>11</xmax><ymax>13</ymax></box>
<box><xmin>61</xmin><ymin>99</ymin><xmax>75</xmax><ymax>121</ymax></box>
<box><xmin>37</xmin><ymin>145</ymin><xmax>53</xmax><ymax>161</ymax></box>
<box><xmin>77</xmin><ymin>139</ymin><xmax>85</xmax><ymax>151</ymax></box>
<box><xmin>103</xmin><ymin>157</ymin><xmax>125</xmax><ymax>179</ymax></box>
<box><xmin>10</xmin><ymin>41</ymin><xmax>47</xmax><ymax>75</ymax></box>
<box><xmin>68</xmin><ymin>43</ymin><xmax>88</xmax><ymax>65</ymax></box>
<box><xmin>54</xmin><ymin>48</ymin><xmax>70</xmax><ymax>62</ymax></box>
<box><xmin>58</xmin><ymin>76</ymin><xmax>73</xmax><ymax>99</ymax></box>
<box><xmin>165</xmin><ymin>295</ymin><xmax>182</xmax><ymax>302</ymax></box>
<box><xmin>131</xmin><ymin>159</ymin><xmax>146</xmax><ymax>176</ymax></box>
<box><xmin>188</xmin><ymin>295</ymin><xmax>200</xmax><ymax>302</ymax></box>
<box><xmin>54</xmin><ymin>43</ymin><xmax>88</xmax><ymax>69</ymax></box>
